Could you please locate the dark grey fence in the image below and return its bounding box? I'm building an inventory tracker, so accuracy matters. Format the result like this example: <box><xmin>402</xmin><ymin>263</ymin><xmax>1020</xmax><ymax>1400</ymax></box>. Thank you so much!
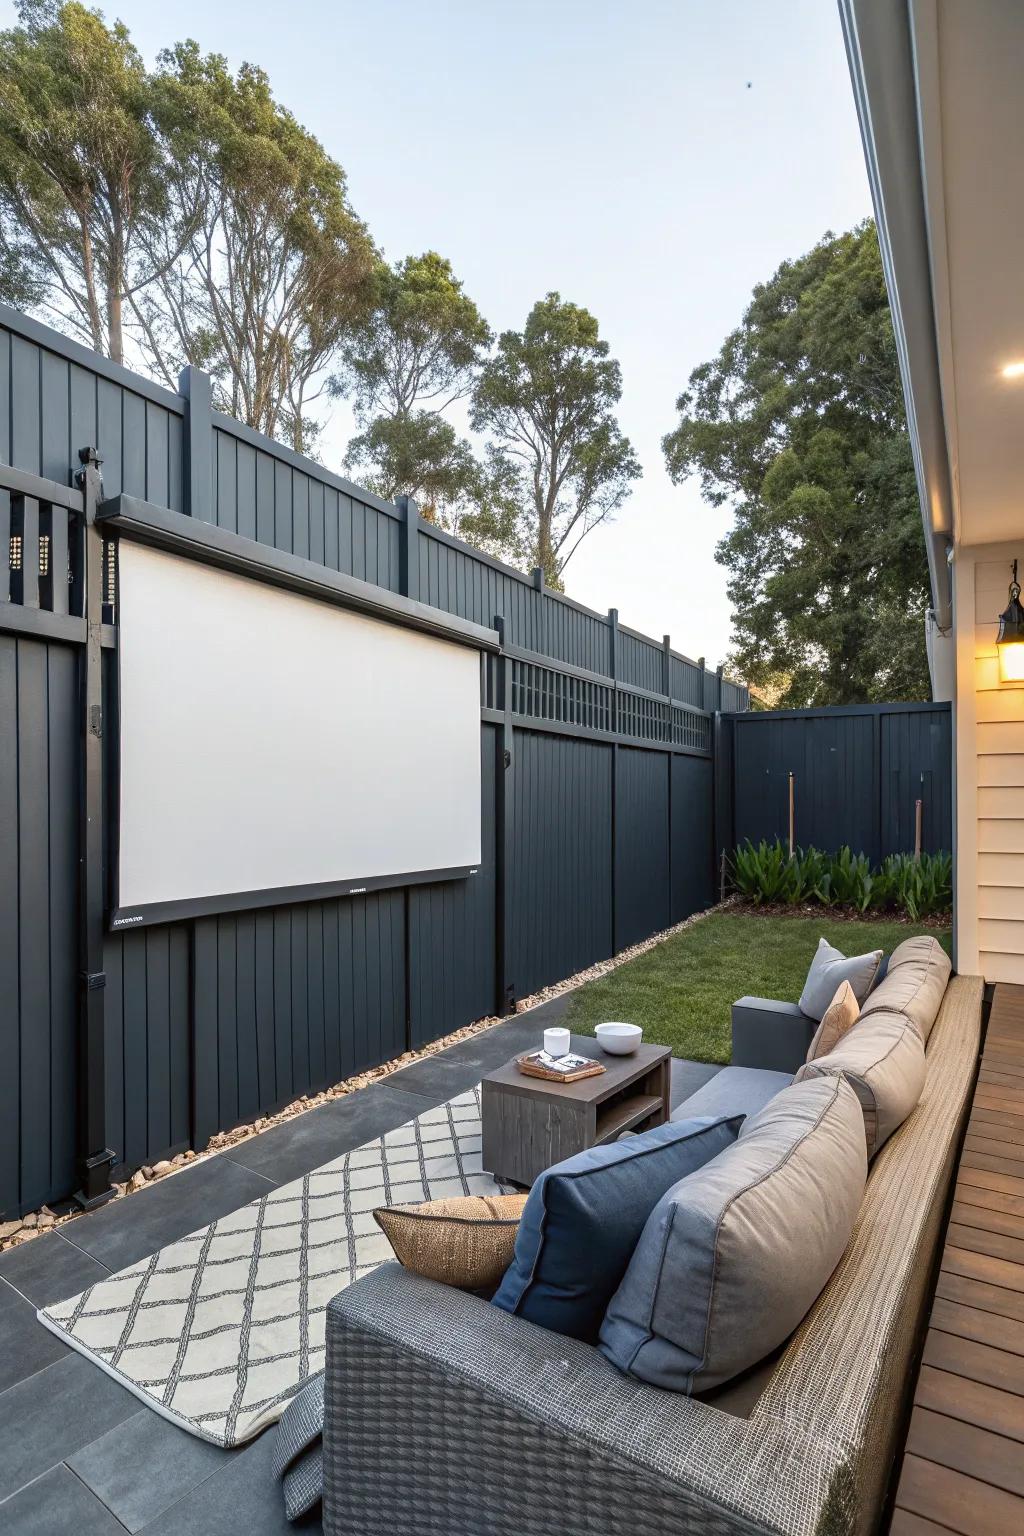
<box><xmin>0</xmin><ymin>304</ymin><xmax>746</xmax><ymax>1219</ymax></box>
<box><xmin>716</xmin><ymin>702</ymin><xmax>952</xmax><ymax>868</ymax></box>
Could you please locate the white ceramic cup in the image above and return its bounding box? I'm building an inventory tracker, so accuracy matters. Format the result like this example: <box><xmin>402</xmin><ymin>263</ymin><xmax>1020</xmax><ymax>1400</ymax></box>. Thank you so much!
<box><xmin>544</xmin><ymin>1026</ymin><xmax>571</xmax><ymax>1058</ymax></box>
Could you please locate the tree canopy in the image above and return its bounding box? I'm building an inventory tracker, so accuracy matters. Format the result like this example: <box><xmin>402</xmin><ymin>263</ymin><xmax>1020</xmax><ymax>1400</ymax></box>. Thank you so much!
<box><xmin>0</xmin><ymin>0</ymin><xmax>167</xmax><ymax>362</ymax></box>
<box><xmin>337</xmin><ymin>252</ymin><xmax>500</xmax><ymax>530</ymax></box>
<box><xmin>138</xmin><ymin>43</ymin><xmax>376</xmax><ymax>451</ymax></box>
<box><xmin>472</xmin><ymin>293</ymin><xmax>640</xmax><ymax>585</ymax></box>
<box><xmin>663</xmin><ymin>222</ymin><xmax>929</xmax><ymax>706</ymax></box>
<box><xmin>0</xmin><ymin>5</ymin><xmax>642</xmax><ymax>582</ymax></box>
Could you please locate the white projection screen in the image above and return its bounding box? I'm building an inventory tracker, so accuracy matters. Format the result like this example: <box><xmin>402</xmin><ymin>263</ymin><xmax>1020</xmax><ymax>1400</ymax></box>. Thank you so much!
<box><xmin>113</xmin><ymin>540</ymin><xmax>483</xmax><ymax>925</ymax></box>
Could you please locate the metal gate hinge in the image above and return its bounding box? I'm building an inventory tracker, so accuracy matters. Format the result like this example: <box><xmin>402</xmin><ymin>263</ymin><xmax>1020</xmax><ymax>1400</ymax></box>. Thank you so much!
<box><xmin>80</xmin><ymin>971</ymin><xmax>107</xmax><ymax>991</ymax></box>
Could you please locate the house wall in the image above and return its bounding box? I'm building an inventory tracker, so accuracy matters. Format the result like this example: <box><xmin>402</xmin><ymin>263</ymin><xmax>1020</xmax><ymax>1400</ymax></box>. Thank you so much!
<box><xmin>954</xmin><ymin>540</ymin><xmax>1024</xmax><ymax>981</ymax></box>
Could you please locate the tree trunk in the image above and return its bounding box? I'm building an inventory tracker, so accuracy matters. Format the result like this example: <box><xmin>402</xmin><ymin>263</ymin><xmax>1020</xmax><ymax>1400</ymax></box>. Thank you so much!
<box><xmin>537</xmin><ymin>516</ymin><xmax>556</xmax><ymax>585</ymax></box>
<box><xmin>107</xmin><ymin>284</ymin><xmax>123</xmax><ymax>366</ymax></box>
<box><xmin>78</xmin><ymin>216</ymin><xmax>104</xmax><ymax>355</ymax></box>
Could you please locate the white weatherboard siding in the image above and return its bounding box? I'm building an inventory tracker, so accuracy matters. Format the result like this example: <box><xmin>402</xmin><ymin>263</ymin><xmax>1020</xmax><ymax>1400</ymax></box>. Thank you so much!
<box><xmin>955</xmin><ymin>543</ymin><xmax>1024</xmax><ymax>982</ymax></box>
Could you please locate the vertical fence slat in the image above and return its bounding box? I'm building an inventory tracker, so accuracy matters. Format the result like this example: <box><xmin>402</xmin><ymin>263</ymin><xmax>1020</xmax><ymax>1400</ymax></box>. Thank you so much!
<box><xmin>0</xmin><ymin>490</ymin><xmax>10</xmax><ymax>604</ymax></box>
<box><xmin>0</xmin><ymin>639</ymin><xmax>20</xmax><ymax>1214</ymax></box>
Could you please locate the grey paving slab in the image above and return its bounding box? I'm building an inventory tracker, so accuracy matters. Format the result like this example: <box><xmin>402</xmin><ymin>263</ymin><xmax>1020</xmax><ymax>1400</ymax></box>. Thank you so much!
<box><xmin>69</xmin><ymin>1409</ymin><xmax>226</xmax><ymax>1534</ymax></box>
<box><xmin>0</xmin><ymin>1276</ymin><xmax>68</xmax><ymax>1394</ymax></box>
<box><xmin>0</xmin><ymin>1231</ymin><xmax>111</xmax><ymax>1308</ymax></box>
<box><xmin>0</xmin><ymin>1463</ymin><xmax>129</xmax><ymax>1535</ymax></box>
<box><xmin>223</xmin><ymin>1083</ymin><xmax>431</xmax><ymax>1185</ymax></box>
<box><xmin>65</xmin><ymin>1156</ymin><xmax>275</xmax><ymax>1273</ymax></box>
<box><xmin>386</xmin><ymin>1009</ymin><xmax>568</xmax><ymax>1098</ymax></box>
<box><xmin>139</xmin><ymin>1424</ymin><xmax>321</xmax><ymax>1534</ymax></box>
<box><xmin>0</xmin><ymin>1352</ymin><xmax>139</xmax><ymax>1501</ymax></box>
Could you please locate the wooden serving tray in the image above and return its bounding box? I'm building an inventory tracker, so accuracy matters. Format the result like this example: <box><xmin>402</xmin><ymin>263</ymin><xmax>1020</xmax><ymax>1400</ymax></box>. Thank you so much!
<box><xmin>516</xmin><ymin>1054</ymin><xmax>606</xmax><ymax>1084</ymax></box>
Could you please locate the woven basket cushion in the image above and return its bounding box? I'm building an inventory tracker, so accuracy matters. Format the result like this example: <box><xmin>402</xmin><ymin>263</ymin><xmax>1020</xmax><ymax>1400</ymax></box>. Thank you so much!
<box><xmin>374</xmin><ymin>1194</ymin><xmax>527</xmax><ymax>1291</ymax></box>
<box><xmin>798</xmin><ymin>938</ymin><xmax>883</xmax><ymax>1020</ymax></box>
<box><xmin>806</xmin><ymin>979</ymin><xmax>860</xmax><ymax>1063</ymax></box>
<box><xmin>795</xmin><ymin>1009</ymin><xmax>927</xmax><ymax>1156</ymax></box>
<box><xmin>600</xmin><ymin>1076</ymin><xmax>866</xmax><ymax>1393</ymax></box>
<box><xmin>859</xmin><ymin>934</ymin><xmax>951</xmax><ymax>1042</ymax></box>
<box><xmin>492</xmin><ymin>1115</ymin><xmax>742</xmax><ymax>1342</ymax></box>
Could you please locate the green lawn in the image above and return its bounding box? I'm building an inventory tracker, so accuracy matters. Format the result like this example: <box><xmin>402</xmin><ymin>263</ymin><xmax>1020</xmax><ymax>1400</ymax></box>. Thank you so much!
<box><xmin>567</xmin><ymin>910</ymin><xmax>952</xmax><ymax>1064</ymax></box>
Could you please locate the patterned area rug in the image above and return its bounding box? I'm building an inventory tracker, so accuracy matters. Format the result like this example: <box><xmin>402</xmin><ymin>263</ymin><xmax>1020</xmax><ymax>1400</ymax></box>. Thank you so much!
<box><xmin>39</xmin><ymin>1088</ymin><xmax>504</xmax><ymax>1446</ymax></box>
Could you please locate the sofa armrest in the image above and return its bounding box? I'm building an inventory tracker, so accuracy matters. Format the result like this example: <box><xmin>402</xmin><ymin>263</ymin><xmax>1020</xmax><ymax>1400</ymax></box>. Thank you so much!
<box><xmin>323</xmin><ymin>1263</ymin><xmax>834</xmax><ymax>1536</ymax></box>
<box><xmin>731</xmin><ymin>997</ymin><xmax>816</xmax><ymax>1073</ymax></box>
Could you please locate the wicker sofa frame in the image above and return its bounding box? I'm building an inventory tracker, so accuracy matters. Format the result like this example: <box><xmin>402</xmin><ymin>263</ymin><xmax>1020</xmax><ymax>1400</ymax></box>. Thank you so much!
<box><xmin>323</xmin><ymin>973</ymin><xmax>983</xmax><ymax>1536</ymax></box>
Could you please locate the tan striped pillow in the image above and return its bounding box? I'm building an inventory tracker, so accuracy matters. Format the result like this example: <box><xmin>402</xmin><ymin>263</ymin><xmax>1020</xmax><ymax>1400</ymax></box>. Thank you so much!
<box><xmin>806</xmin><ymin>980</ymin><xmax>860</xmax><ymax>1063</ymax></box>
<box><xmin>374</xmin><ymin>1193</ymin><xmax>528</xmax><ymax>1290</ymax></box>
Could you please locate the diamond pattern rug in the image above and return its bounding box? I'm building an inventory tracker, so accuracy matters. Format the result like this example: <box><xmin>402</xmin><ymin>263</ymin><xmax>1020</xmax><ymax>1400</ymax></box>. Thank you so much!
<box><xmin>39</xmin><ymin>1088</ymin><xmax>505</xmax><ymax>1446</ymax></box>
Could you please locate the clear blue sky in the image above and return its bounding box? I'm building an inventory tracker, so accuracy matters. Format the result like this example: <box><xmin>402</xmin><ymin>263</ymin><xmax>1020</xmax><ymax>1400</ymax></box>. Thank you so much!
<box><xmin>5</xmin><ymin>0</ymin><xmax>872</xmax><ymax>665</ymax></box>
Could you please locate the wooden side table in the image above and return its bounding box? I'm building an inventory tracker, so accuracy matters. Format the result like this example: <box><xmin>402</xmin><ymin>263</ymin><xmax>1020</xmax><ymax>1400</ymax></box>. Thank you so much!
<box><xmin>481</xmin><ymin>1034</ymin><xmax>672</xmax><ymax>1187</ymax></box>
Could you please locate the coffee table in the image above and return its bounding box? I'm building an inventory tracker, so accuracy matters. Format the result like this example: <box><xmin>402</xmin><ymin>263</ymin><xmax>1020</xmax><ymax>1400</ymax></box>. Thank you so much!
<box><xmin>481</xmin><ymin>1033</ymin><xmax>672</xmax><ymax>1186</ymax></box>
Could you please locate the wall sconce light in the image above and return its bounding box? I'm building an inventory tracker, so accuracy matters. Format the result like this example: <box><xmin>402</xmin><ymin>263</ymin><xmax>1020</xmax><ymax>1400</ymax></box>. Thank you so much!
<box><xmin>996</xmin><ymin>560</ymin><xmax>1024</xmax><ymax>682</ymax></box>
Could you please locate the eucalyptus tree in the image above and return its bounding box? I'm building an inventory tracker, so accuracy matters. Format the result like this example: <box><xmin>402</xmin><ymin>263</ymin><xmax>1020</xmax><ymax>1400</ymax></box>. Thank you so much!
<box><xmin>0</xmin><ymin>0</ymin><xmax>175</xmax><ymax>363</ymax></box>
<box><xmin>471</xmin><ymin>293</ymin><xmax>641</xmax><ymax>585</ymax></box>
<box><xmin>336</xmin><ymin>250</ymin><xmax>497</xmax><ymax>522</ymax></box>
<box><xmin>136</xmin><ymin>43</ymin><xmax>376</xmax><ymax>451</ymax></box>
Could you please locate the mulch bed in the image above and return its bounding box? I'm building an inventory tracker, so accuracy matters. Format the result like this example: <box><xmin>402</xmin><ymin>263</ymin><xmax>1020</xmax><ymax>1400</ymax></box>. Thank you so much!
<box><xmin>734</xmin><ymin>902</ymin><xmax>951</xmax><ymax>926</ymax></box>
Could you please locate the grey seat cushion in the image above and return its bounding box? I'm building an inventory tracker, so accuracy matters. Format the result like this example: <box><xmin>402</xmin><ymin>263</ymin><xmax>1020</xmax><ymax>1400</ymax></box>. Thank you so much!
<box><xmin>670</xmin><ymin>1066</ymin><xmax>792</xmax><ymax>1123</ymax></box>
<box><xmin>798</xmin><ymin>937</ymin><xmax>883</xmax><ymax>1020</ymax></box>
<box><xmin>795</xmin><ymin>1009</ymin><xmax>927</xmax><ymax>1156</ymax></box>
<box><xmin>859</xmin><ymin>934</ymin><xmax>951</xmax><ymax>1042</ymax></box>
<box><xmin>600</xmin><ymin>1076</ymin><xmax>867</xmax><ymax>1393</ymax></box>
<box><xmin>273</xmin><ymin>1371</ymin><xmax>325</xmax><ymax>1521</ymax></box>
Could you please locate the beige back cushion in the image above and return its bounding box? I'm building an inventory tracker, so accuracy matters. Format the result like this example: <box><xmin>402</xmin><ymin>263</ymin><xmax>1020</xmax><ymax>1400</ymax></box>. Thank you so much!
<box><xmin>795</xmin><ymin>1011</ymin><xmax>926</xmax><ymax>1157</ymax></box>
<box><xmin>806</xmin><ymin>980</ymin><xmax>860</xmax><ymax>1063</ymax></box>
<box><xmin>860</xmin><ymin>934</ymin><xmax>951</xmax><ymax>1042</ymax></box>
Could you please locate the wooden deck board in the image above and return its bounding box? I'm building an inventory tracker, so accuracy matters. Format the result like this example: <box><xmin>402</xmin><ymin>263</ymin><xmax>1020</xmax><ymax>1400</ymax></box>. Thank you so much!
<box><xmin>892</xmin><ymin>981</ymin><xmax>1024</xmax><ymax>1534</ymax></box>
<box><xmin>929</xmin><ymin>1296</ymin><xmax>1024</xmax><ymax>1357</ymax></box>
<box><xmin>896</xmin><ymin>1454</ymin><xmax>1024</xmax><ymax>1535</ymax></box>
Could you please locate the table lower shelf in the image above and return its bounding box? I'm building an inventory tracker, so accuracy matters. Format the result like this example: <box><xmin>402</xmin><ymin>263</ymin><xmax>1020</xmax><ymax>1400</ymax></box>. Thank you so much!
<box><xmin>594</xmin><ymin>1093</ymin><xmax>665</xmax><ymax>1144</ymax></box>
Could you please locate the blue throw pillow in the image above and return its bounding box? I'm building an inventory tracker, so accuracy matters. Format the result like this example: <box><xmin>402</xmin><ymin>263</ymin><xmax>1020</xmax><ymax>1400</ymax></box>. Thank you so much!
<box><xmin>491</xmin><ymin>1114</ymin><xmax>743</xmax><ymax>1341</ymax></box>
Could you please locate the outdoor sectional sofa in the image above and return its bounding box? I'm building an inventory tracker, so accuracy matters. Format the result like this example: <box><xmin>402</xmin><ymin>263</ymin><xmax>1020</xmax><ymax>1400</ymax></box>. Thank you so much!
<box><xmin>322</xmin><ymin>938</ymin><xmax>983</xmax><ymax>1536</ymax></box>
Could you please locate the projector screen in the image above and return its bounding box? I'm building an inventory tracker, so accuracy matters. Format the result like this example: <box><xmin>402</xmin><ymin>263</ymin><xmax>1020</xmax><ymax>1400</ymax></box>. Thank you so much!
<box><xmin>113</xmin><ymin>541</ymin><xmax>482</xmax><ymax>925</ymax></box>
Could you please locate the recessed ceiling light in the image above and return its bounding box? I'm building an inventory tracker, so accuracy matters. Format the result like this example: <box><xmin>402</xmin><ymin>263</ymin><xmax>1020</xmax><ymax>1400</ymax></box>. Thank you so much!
<box><xmin>1002</xmin><ymin>361</ymin><xmax>1024</xmax><ymax>378</ymax></box>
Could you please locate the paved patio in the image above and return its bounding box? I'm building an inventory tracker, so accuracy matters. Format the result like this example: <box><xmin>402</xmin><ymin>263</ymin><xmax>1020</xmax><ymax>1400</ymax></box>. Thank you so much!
<box><xmin>0</xmin><ymin>1001</ymin><xmax>719</xmax><ymax>1534</ymax></box>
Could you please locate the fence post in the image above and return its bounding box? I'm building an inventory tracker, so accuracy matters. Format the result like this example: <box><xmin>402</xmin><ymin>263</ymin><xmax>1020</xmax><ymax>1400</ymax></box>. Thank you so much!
<box><xmin>609</xmin><ymin>608</ymin><xmax>620</xmax><ymax>953</ymax></box>
<box><xmin>716</xmin><ymin>662</ymin><xmax>724</xmax><ymax>712</ymax></box>
<box><xmin>493</xmin><ymin>614</ymin><xmax>515</xmax><ymax>1016</ymax></box>
<box><xmin>396</xmin><ymin>494</ymin><xmax>420</xmax><ymax>601</ymax></box>
<box><xmin>179</xmin><ymin>366</ymin><xmax>213</xmax><ymax>523</ymax></box>
<box><xmin>75</xmin><ymin>448</ymin><xmax>116</xmax><ymax>1210</ymax></box>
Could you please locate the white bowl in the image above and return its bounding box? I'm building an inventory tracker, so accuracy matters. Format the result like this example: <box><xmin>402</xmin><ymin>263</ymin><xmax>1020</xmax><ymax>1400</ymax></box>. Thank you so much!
<box><xmin>595</xmin><ymin>1022</ymin><xmax>643</xmax><ymax>1055</ymax></box>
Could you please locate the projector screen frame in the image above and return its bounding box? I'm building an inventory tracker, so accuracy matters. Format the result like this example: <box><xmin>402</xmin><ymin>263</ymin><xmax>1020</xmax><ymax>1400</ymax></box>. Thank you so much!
<box><xmin>100</xmin><ymin>496</ymin><xmax>498</xmax><ymax>931</ymax></box>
